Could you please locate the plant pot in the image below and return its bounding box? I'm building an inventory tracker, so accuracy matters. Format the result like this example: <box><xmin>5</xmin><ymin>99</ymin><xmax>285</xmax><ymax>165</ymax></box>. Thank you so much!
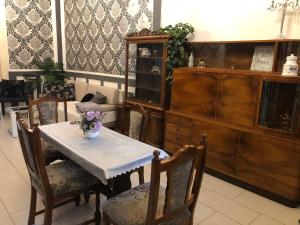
<box><xmin>84</xmin><ymin>130</ymin><xmax>100</xmax><ymax>139</ymax></box>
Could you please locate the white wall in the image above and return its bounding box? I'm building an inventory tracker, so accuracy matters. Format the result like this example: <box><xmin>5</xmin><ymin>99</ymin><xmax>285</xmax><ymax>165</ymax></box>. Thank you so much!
<box><xmin>161</xmin><ymin>0</ymin><xmax>300</xmax><ymax>41</ymax></box>
<box><xmin>0</xmin><ymin>2</ymin><xmax>9</xmax><ymax>79</ymax></box>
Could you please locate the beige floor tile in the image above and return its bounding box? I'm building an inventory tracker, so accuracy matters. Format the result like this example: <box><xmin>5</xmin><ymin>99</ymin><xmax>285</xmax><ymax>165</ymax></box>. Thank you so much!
<box><xmin>144</xmin><ymin>163</ymin><xmax>151</xmax><ymax>175</ymax></box>
<box><xmin>250</xmin><ymin>214</ymin><xmax>284</xmax><ymax>225</ymax></box>
<box><xmin>0</xmin><ymin>161</ymin><xmax>24</xmax><ymax>186</ymax></box>
<box><xmin>0</xmin><ymin>151</ymin><xmax>11</xmax><ymax>165</ymax></box>
<box><xmin>0</xmin><ymin>179</ymin><xmax>31</xmax><ymax>213</ymax></box>
<box><xmin>199</xmin><ymin>190</ymin><xmax>258</xmax><ymax>225</ymax></box>
<box><xmin>202</xmin><ymin>173</ymin><xmax>245</xmax><ymax>199</ymax></box>
<box><xmin>130</xmin><ymin>171</ymin><xmax>150</xmax><ymax>187</ymax></box>
<box><xmin>235</xmin><ymin>191</ymin><xmax>300</xmax><ymax>225</ymax></box>
<box><xmin>0</xmin><ymin>200</ymin><xmax>14</xmax><ymax>225</ymax></box>
<box><xmin>193</xmin><ymin>202</ymin><xmax>215</xmax><ymax>224</ymax></box>
<box><xmin>18</xmin><ymin>168</ymin><xmax>30</xmax><ymax>184</ymax></box>
<box><xmin>200</xmin><ymin>185</ymin><xmax>207</xmax><ymax>193</ymax></box>
<box><xmin>199</xmin><ymin>212</ymin><xmax>241</xmax><ymax>225</ymax></box>
<box><xmin>54</xmin><ymin>202</ymin><xmax>95</xmax><ymax>225</ymax></box>
<box><xmin>4</xmin><ymin>151</ymin><xmax>27</xmax><ymax>171</ymax></box>
<box><xmin>10</xmin><ymin>207</ymin><xmax>61</xmax><ymax>225</ymax></box>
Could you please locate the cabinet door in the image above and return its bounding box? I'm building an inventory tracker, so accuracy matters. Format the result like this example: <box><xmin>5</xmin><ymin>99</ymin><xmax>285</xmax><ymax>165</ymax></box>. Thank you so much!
<box><xmin>171</xmin><ymin>72</ymin><xmax>219</xmax><ymax>118</ymax></box>
<box><xmin>217</xmin><ymin>74</ymin><xmax>259</xmax><ymax>127</ymax></box>
<box><xmin>237</xmin><ymin>132</ymin><xmax>300</xmax><ymax>200</ymax></box>
<box><xmin>193</xmin><ymin>120</ymin><xmax>239</xmax><ymax>175</ymax></box>
<box><xmin>144</xmin><ymin>111</ymin><xmax>165</xmax><ymax>148</ymax></box>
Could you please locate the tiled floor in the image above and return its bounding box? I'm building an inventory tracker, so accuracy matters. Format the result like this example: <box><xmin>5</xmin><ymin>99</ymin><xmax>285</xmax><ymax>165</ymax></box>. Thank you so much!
<box><xmin>0</xmin><ymin>115</ymin><xmax>299</xmax><ymax>225</ymax></box>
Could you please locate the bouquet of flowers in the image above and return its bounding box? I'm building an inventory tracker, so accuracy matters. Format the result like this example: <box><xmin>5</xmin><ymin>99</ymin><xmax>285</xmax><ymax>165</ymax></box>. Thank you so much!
<box><xmin>79</xmin><ymin>111</ymin><xmax>104</xmax><ymax>133</ymax></box>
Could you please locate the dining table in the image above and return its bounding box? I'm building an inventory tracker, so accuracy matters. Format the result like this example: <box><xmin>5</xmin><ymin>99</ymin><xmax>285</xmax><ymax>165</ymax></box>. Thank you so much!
<box><xmin>39</xmin><ymin>121</ymin><xmax>169</xmax><ymax>225</ymax></box>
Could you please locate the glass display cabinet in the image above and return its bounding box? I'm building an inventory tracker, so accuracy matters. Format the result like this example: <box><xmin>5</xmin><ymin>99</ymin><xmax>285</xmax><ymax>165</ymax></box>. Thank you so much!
<box><xmin>125</xmin><ymin>31</ymin><xmax>170</xmax><ymax>109</ymax></box>
<box><xmin>122</xmin><ymin>30</ymin><xmax>171</xmax><ymax>148</ymax></box>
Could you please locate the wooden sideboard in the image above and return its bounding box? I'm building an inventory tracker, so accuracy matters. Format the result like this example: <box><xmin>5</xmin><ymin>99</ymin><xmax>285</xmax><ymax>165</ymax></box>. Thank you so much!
<box><xmin>165</xmin><ymin>67</ymin><xmax>300</xmax><ymax>207</ymax></box>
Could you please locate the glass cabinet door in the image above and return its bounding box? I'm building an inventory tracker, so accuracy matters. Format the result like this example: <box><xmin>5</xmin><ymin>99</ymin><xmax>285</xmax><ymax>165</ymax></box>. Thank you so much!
<box><xmin>258</xmin><ymin>81</ymin><xmax>300</xmax><ymax>134</ymax></box>
<box><xmin>127</xmin><ymin>42</ymin><xmax>163</xmax><ymax>105</ymax></box>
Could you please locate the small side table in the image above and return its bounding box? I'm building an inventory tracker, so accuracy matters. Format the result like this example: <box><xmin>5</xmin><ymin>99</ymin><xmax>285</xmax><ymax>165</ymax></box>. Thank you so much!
<box><xmin>5</xmin><ymin>106</ymin><xmax>28</xmax><ymax>138</ymax></box>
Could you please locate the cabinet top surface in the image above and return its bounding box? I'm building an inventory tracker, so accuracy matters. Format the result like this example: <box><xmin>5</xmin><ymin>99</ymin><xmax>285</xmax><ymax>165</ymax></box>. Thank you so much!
<box><xmin>173</xmin><ymin>67</ymin><xmax>300</xmax><ymax>80</ymax></box>
<box><xmin>188</xmin><ymin>39</ymin><xmax>300</xmax><ymax>44</ymax></box>
<box><xmin>126</xmin><ymin>35</ymin><xmax>171</xmax><ymax>42</ymax></box>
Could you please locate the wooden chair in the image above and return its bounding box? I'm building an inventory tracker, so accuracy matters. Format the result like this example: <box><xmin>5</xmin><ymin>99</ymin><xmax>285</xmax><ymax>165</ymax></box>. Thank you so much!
<box><xmin>121</xmin><ymin>104</ymin><xmax>149</xmax><ymax>142</ymax></box>
<box><xmin>28</xmin><ymin>95</ymin><xmax>68</xmax><ymax>165</ymax></box>
<box><xmin>16</xmin><ymin>115</ymin><xmax>103</xmax><ymax>225</ymax></box>
<box><xmin>122</xmin><ymin>104</ymin><xmax>150</xmax><ymax>185</ymax></box>
<box><xmin>28</xmin><ymin>95</ymin><xmax>68</xmax><ymax>128</ymax></box>
<box><xmin>102</xmin><ymin>135</ymin><xmax>207</xmax><ymax>225</ymax></box>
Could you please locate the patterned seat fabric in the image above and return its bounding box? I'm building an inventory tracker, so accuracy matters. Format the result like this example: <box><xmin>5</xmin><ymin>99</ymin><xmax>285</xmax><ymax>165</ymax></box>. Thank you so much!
<box><xmin>128</xmin><ymin>111</ymin><xmax>143</xmax><ymax>140</ymax></box>
<box><xmin>41</xmin><ymin>140</ymin><xmax>64</xmax><ymax>164</ymax></box>
<box><xmin>102</xmin><ymin>183</ymin><xmax>191</xmax><ymax>225</ymax></box>
<box><xmin>46</xmin><ymin>160</ymin><xmax>99</xmax><ymax>195</ymax></box>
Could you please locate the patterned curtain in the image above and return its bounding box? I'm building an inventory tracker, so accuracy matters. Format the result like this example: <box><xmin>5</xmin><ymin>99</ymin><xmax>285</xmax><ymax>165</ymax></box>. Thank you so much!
<box><xmin>0</xmin><ymin>2</ymin><xmax>9</xmax><ymax>80</ymax></box>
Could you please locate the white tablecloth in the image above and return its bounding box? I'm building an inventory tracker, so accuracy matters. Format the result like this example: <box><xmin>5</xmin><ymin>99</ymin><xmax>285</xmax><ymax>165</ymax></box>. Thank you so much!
<box><xmin>39</xmin><ymin>122</ymin><xmax>168</xmax><ymax>184</ymax></box>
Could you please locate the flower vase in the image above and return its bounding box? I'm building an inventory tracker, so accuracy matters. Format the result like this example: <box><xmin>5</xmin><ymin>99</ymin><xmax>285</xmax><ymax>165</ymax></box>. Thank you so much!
<box><xmin>84</xmin><ymin>130</ymin><xmax>100</xmax><ymax>139</ymax></box>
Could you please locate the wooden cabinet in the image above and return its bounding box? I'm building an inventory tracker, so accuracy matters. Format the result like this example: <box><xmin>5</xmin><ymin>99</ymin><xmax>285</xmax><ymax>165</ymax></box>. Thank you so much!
<box><xmin>165</xmin><ymin>47</ymin><xmax>300</xmax><ymax>206</ymax></box>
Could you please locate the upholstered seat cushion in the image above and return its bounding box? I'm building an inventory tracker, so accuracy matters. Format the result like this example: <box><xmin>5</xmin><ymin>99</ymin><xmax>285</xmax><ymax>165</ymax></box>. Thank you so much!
<box><xmin>102</xmin><ymin>183</ymin><xmax>191</xmax><ymax>225</ymax></box>
<box><xmin>75</xmin><ymin>102</ymin><xmax>116</xmax><ymax>113</ymax></box>
<box><xmin>46</xmin><ymin>160</ymin><xmax>99</xmax><ymax>195</ymax></box>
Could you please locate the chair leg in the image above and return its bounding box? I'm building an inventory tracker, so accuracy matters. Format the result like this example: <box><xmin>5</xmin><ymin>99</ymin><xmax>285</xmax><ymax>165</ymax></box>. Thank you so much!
<box><xmin>28</xmin><ymin>187</ymin><xmax>37</xmax><ymax>225</ymax></box>
<box><xmin>94</xmin><ymin>190</ymin><xmax>101</xmax><ymax>225</ymax></box>
<box><xmin>84</xmin><ymin>191</ymin><xmax>90</xmax><ymax>203</ymax></box>
<box><xmin>43</xmin><ymin>199</ymin><xmax>53</xmax><ymax>225</ymax></box>
<box><xmin>138</xmin><ymin>167</ymin><xmax>144</xmax><ymax>184</ymax></box>
<box><xmin>75</xmin><ymin>194</ymin><xmax>80</xmax><ymax>206</ymax></box>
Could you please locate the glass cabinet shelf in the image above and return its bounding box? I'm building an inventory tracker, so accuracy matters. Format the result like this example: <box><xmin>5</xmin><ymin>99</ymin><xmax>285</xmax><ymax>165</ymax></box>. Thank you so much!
<box><xmin>258</xmin><ymin>80</ymin><xmax>300</xmax><ymax>134</ymax></box>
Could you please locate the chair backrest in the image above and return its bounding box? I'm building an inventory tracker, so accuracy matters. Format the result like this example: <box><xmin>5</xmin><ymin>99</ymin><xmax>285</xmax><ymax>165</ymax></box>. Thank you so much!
<box><xmin>121</xmin><ymin>104</ymin><xmax>149</xmax><ymax>142</ymax></box>
<box><xmin>16</xmin><ymin>114</ymin><xmax>51</xmax><ymax>198</ymax></box>
<box><xmin>28</xmin><ymin>95</ymin><xmax>68</xmax><ymax>128</ymax></box>
<box><xmin>146</xmin><ymin>135</ymin><xmax>207</xmax><ymax>225</ymax></box>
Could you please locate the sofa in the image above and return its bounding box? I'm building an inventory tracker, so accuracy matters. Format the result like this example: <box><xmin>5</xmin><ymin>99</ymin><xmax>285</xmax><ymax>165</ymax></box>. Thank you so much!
<box><xmin>57</xmin><ymin>81</ymin><xmax>120</xmax><ymax>128</ymax></box>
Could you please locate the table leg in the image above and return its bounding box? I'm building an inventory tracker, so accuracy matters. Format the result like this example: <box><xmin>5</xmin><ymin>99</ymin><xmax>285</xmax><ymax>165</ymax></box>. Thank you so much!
<box><xmin>94</xmin><ymin>189</ymin><xmax>101</xmax><ymax>225</ymax></box>
<box><xmin>1</xmin><ymin>102</ymin><xmax>4</xmax><ymax>116</ymax></box>
<box><xmin>111</xmin><ymin>173</ymin><xmax>131</xmax><ymax>195</ymax></box>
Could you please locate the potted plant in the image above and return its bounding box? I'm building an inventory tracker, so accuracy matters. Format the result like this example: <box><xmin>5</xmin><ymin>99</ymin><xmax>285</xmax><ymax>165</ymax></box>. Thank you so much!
<box><xmin>160</xmin><ymin>23</ymin><xmax>194</xmax><ymax>81</ymax></box>
<box><xmin>33</xmin><ymin>57</ymin><xmax>70</xmax><ymax>97</ymax></box>
<box><xmin>74</xmin><ymin>111</ymin><xmax>104</xmax><ymax>139</ymax></box>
